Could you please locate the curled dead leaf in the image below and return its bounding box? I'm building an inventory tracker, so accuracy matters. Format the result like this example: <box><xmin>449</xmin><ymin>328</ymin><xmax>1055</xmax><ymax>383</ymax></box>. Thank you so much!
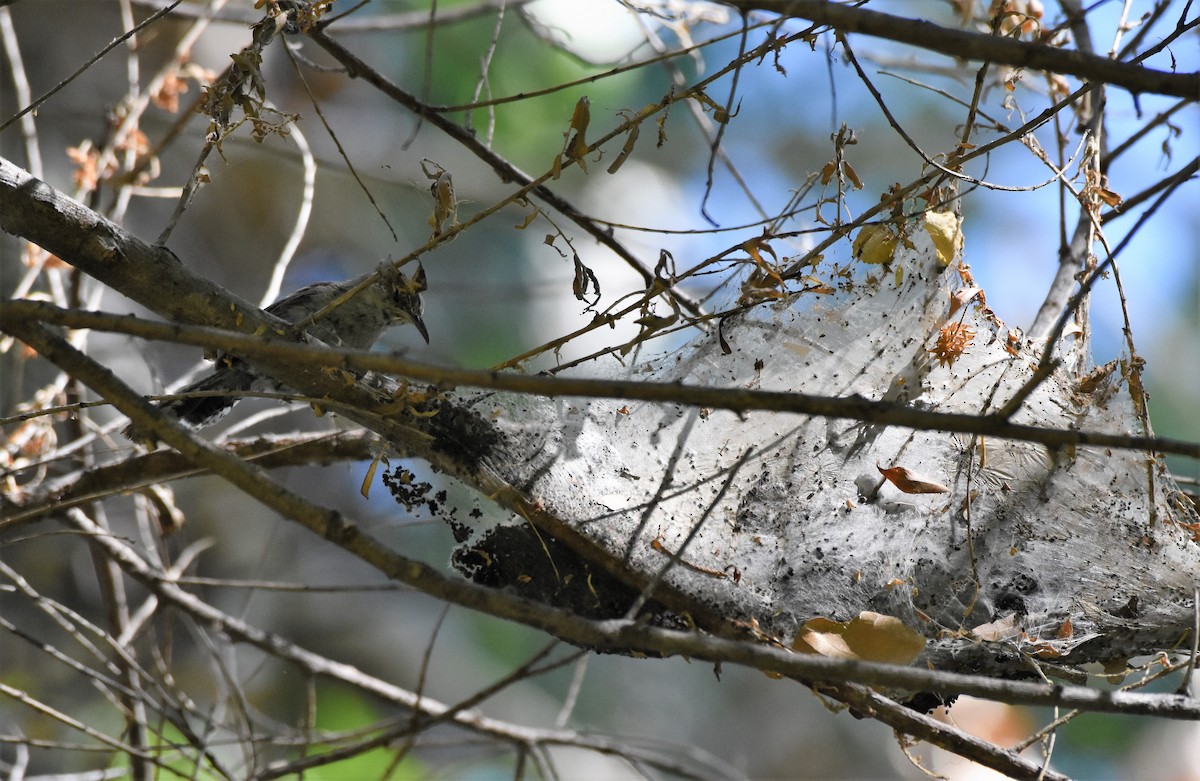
<box><xmin>929</xmin><ymin>323</ymin><xmax>975</xmax><ymax>368</ymax></box>
<box><xmin>793</xmin><ymin>611</ymin><xmax>926</xmax><ymax>665</ymax></box>
<box><xmin>739</xmin><ymin>267</ymin><xmax>787</xmax><ymax>305</ymax></box>
<box><xmin>422</xmin><ymin>159</ymin><xmax>457</xmax><ymax>237</ymax></box>
<box><xmin>1003</xmin><ymin>329</ymin><xmax>1022</xmax><ymax>356</ymax></box>
<box><xmin>923</xmin><ymin>210</ymin><xmax>962</xmax><ymax>266</ymax></box>
<box><xmin>970</xmin><ymin>613</ymin><xmax>1022</xmax><ymax>641</ymax></box>
<box><xmin>877</xmin><ymin>464</ymin><xmax>950</xmax><ymax>494</ymax></box>
<box><xmin>139</xmin><ymin>483</ymin><xmax>186</xmax><ymax>535</ymax></box>
<box><xmin>948</xmin><ymin>286</ymin><xmax>982</xmax><ymax>318</ymax></box>
<box><xmin>607</xmin><ymin>122</ymin><xmax>640</xmax><ymax>175</ymax></box>
<box><xmin>852</xmin><ymin>224</ymin><xmax>898</xmax><ymax>265</ymax></box>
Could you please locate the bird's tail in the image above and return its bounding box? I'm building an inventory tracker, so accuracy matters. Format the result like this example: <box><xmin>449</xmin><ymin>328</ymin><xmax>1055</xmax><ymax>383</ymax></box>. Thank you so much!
<box><xmin>123</xmin><ymin>366</ymin><xmax>253</xmax><ymax>440</ymax></box>
<box><xmin>164</xmin><ymin>367</ymin><xmax>254</xmax><ymax>428</ymax></box>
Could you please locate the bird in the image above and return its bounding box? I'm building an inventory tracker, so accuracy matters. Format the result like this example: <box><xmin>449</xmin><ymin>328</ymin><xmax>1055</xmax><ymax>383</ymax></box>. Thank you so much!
<box><xmin>125</xmin><ymin>263</ymin><xmax>428</xmax><ymax>436</ymax></box>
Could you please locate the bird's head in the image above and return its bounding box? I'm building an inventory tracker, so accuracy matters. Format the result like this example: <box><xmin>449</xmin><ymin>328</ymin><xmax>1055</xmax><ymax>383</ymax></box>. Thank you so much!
<box><xmin>384</xmin><ymin>262</ymin><xmax>429</xmax><ymax>343</ymax></box>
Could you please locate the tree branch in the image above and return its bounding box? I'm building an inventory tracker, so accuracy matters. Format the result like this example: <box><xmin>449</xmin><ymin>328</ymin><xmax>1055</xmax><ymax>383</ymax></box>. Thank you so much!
<box><xmin>58</xmin><ymin>462</ymin><xmax>1200</xmax><ymax>722</ymax></box>
<box><xmin>731</xmin><ymin>0</ymin><xmax>1200</xmax><ymax>99</ymax></box>
<box><xmin>1</xmin><ymin>432</ymin><xmax>380</xmax><ymax>531</ymax></box>
<box><xmin>5</xmin><ymin>300</ymin><xmax>1198</xmax><ymax>460</ymax></box>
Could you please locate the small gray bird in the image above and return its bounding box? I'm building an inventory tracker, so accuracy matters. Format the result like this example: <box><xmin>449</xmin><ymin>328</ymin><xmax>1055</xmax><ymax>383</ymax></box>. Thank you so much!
<box><xmin>127</xmin><ymin>264</ymin><xmax>428</xmax><ymax>434</ymax></box>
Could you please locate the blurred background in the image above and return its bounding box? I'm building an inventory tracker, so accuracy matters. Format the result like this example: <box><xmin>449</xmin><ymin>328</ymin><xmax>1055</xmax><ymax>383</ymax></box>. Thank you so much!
<box><xmin>2</xmin><ymin>0</ymin><xmax>1198</xmax><ymax>777</ymax></box>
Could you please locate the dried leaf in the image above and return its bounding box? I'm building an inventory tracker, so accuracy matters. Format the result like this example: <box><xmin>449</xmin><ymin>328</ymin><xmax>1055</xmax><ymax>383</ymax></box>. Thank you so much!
<box><xmin>654</xmin><ymin>249</ymin><xmax>676</xmax><ymax>282</ymax></box>
<box><xmin>1095</xmin><ymin>185</ymin><xmax>1122</xmax><ymax>208</ymax></box>
<box><xmin>555</xmin><ymin>96</ymin><xmax>592</xmax><ymax>176</ymax></box>
<box><xmin>843</xmin><ymin>161</ymin><xmax>863</xmax><ymax>189</ymax></box>
<box><xmin>1003</xmin><ymin>329</ymin><xmax>1022</xmax><ymax>356</ymax></box>
<box><xmin>514</xmin><ymin>209</ymin><xmax>539</xmax><ymax>230</ymax></box>
<box><xmin>361</xmin><ymin>453</ymin><xmax>385</xmax><ymax>498</ymax></box>
<box><xmin>634</xmin><ymin>312</ymin><xmax>678</xmax><ymax>331</ymax></box>
<box><xmin>422</xmin><ymin>160</ymin><xmax>457</xmax><ymax>237</ymax></box>
<box><xmin>971</xmin><ymin>613</ymin><xmax>1022</xmax><ymax>641</ymax></box>
<box><xmin>852</xmin><ymin>224</ymin><xmax>898</xmax><ymax>265</ymax></box>
<box><xmin>742</xmin><ymin>235</ymin><xmax>779</xmax><ymax>267</ymax></box>
<box><xmin>607</xmin><ymin>123</ymin><xmax>640</xmax><ymax>175</ymax></box>
<box><xmin>566</xmin><ymin>132</ymin><xmax>589</xmax><ymax>172</ymax></box>
<box><xmin>793</xmin><ymin>611</ymin><xmax>926</xmax><ymax>665</ymax></box>
<box><xmin>877</xmin><ymin>464</ymin><xmax>950</xmax><ymax>494</ymax></box>
<box><xmin>1077</xmin><ymin>360</ymin><xmax>1119</xmax><ymax>395</ymax></box>
<box><xmin>929</xmin><ymin>323</ymin><xmax>975</xmax><ymax>367</ymax></box>
<box><xmin>738</xmin><ymin>267</ymin><xmax>786</xmax><ymax>305</ymax></box>
<box><xmin>572</xmin><ymin>255</ymin><xmax>600</xmax><ymax>304</ymax></box>
<box><xmin>924</xmin><ymin>210</ymin><xmax>962</xmax><ymax>266</ymax></box>
<box><xmin>948</xmin><ymin>286</ymin><xmax>982</xmax><ymax>318</ymax></box>
<box><xmin>1030</xmin><ymin>639</ymin><xmax>1065</xmax><ymax>659</ymax></box>
<box><xmin>140</xmin><ymin>483</ymin><xmax>186</xmax><ymax>535</ymax></box>
<box><xmin>688</xmin><ymin>88</ymin><xmax>722</xmax><ymax>116</ymax></box>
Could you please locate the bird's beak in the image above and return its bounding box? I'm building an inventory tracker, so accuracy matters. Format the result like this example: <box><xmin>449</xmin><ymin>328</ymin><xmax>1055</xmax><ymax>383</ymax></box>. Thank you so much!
<box><xmin>412</xmin><ymin>315</ymin><xmax>430</xmax><ymax>344</ymax></box>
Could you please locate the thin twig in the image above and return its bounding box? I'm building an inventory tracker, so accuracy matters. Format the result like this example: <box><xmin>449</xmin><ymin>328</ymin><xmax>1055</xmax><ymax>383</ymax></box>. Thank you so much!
<box><xmin>6</xmin><ymin>301</ymin><xmax>1198</xmax><ymax>460</ymax></box>
<box><xmin>0</xmin><ymin>0</ymin><xmax>185</xmax><ymax>133</ymax></box>
<box><xmin>1179</xmin><ymin>586</ymin><xmax>1200</xmax><ymax>695</ymax></box>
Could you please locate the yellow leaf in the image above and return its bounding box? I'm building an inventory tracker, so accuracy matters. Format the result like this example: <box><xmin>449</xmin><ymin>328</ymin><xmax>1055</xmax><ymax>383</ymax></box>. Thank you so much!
<box><xmin>924</xmin><ymin>210</ymin><xmax>962</xmax><ymax>266</ymax></box>
<box><xmin>360</xmin><ymin>454</ymin><xmax>383</xmax><ymax>498</ymax></box>
<box><xmin>852</xmin><ymin>224</ymin><xmax>898</xmax><ymax>265</ymax></box>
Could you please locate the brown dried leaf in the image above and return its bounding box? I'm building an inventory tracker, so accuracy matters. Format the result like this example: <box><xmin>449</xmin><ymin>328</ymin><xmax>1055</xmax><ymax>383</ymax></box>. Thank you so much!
<box><xmin>422</xmin><ymin>161</ymin><xmax>457</xmax><ymax>237</ymax></box>
<box><xmin>929</xmin><ymin>323</ymin><xmax>975</xmax><ymax>367</ymax></box>
<box><xmin>514</xmin><ymin>209</ymin><xmax>539</xmax><ymax>230</ymax></box>
<box><xmin>140</xmin><ymin>483</ymin><xmax>186</xmax><ymax>535</ymax></box>
<box><xmin>1095</xmin><ymin>186</ymin><xmax>1123</xmax><ymax>208</ymax></box>
<box><xmin>843</xmin><ymin>161</ymin><xmax>863</xmax><ymax>189</ymax></box>
<box><xmin>556</xmin><ymin>96</ymin><xmax>592</xmax><ymax>176</ymax></box>
<box><xmin>948</xmin><ymin>286</ymin><xmax>982</xmax><ymax>318</ymax></box>
<box><xmin>607</xmin><ymin>123</ymin><xmax>640</xmax><ymax>175</ymax></box>
<box><xmin>970</xmin><ymin>613</ymin><xmax>1022</xmax><ymax>641</ymax></box>
<box><xmin>738</xmin><ymin>267</ymin><xmax>786</xmax><ymax>305</ymax></box>
<box><xmin>877</xmin><ymin>464</ymin><xmax>950</xmax><ymax>494</ymax></box>
<box><xmin>793</xmin><ymin>611</ymin><xmax>926</xmax><ymax>665</ymax></box>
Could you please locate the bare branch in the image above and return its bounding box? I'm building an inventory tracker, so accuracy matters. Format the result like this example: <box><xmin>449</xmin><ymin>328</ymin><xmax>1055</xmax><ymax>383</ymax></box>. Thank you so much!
<box><xmin>730</xmin><ymin>0</ymin><xmax>1200</xmax><ymax>98</ymax></box>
